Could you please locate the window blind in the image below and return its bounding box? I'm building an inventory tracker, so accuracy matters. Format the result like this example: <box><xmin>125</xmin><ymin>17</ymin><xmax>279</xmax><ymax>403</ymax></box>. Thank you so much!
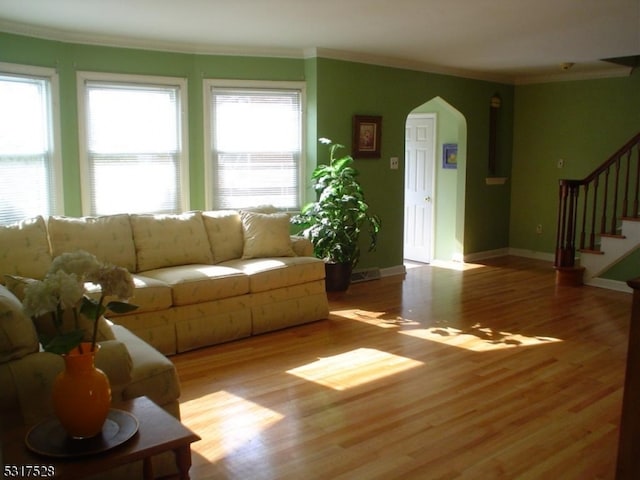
<box><xmin>210</xmin><ymin>87</ymin><xmax>302</xmax><ymax>210</ymax></box>
<box><xmin>84</xmin><ymin>81</ymin><xmax>182</xmax><ymax>215</ymax></box>
<box><xmin>0</xmin><ymin>74</ymin><xmax>56</xmax><ymax>225</ymax></box>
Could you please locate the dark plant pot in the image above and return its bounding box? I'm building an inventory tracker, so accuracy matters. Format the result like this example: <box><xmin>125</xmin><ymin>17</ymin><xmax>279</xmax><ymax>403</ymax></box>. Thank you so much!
<box><xmin>324</xmin><ymin>262</ymin><xmax>352</xmax><ymax>292</ymax></box>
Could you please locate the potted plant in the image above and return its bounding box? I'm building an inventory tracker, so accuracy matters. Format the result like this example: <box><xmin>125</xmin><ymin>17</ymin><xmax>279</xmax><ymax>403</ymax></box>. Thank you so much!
<box><xmin>292</xmin><ymin>138</ymin><xmax>381</xmax><ymax>291</ymax></box>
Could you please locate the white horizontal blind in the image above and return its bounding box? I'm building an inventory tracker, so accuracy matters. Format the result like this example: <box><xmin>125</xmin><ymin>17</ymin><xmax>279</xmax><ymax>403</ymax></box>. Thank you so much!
<box><xmin>211</xmin><ymin>87</ymin><xmax>302</xmax><ymax>210</ymax></box>
<box><xmin>0</xmin><ymin>73</ymin><xmax>57</xmax><ymax>225</ymax></box>
<box><xmin>84</xmin><ymin>81</ymin><xmax>183</xmax><ymax>215</ymax></box>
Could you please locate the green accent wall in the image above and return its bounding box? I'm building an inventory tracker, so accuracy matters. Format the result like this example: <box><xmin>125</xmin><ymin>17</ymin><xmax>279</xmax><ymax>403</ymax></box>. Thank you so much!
<box><xmin>511</xmin><ymin>71</ymin><xmax>640</xmax><ymax>280</ymax></box>
<box><xmin>1</xmin><ymin>31</ymin><xmax>515</xmax><ymax>272</ymax></box>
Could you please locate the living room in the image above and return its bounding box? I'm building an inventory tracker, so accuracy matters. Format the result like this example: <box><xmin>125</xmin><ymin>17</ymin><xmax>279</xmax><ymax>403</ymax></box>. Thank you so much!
<box><xmin>1</xmin><ymin>1</ymin><xmax>639</xmax><ymax>478</ymax></box>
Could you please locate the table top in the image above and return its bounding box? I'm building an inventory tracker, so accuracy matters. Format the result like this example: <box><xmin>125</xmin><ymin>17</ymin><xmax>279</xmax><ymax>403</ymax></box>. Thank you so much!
<box><xmin>1</xmin><ymin>396</ymin><xmax>200</xmax><ymax>479</ymax></box>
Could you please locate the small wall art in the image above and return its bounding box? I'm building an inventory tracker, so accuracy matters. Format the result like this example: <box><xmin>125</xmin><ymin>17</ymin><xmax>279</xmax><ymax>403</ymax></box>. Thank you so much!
<box><xmin>352</xmin><ymin>115</ymin><xmax>382</xmax><ymax>158</ymax></box>
<box><xmin>443</xmin><ymin>143</ymin><xmax>458</xmax><ymax>169</ymax></box>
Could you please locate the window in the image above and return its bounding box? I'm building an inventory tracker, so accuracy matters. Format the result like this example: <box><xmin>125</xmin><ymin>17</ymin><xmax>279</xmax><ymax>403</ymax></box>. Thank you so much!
<box><xmin>205</xmin><ymin>81</ymin><xmax>304</xmax><ymax>210</ymax></box>
<box><xmin>0</xmin><ymin>63</ymin><xmax>61</xmax><ymax>225</ymax></box>
<box><xmin>78</xmin><ymin>72</ymin><xmax>188</xmax><ymax>215</ymax></box>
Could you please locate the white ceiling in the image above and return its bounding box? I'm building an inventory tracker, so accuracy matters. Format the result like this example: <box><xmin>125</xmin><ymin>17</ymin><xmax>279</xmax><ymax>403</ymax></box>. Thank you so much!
<box><xmin>0</xmin><ymin>0</ymin><xmax>638</xmax><ymax>84</ymax></box>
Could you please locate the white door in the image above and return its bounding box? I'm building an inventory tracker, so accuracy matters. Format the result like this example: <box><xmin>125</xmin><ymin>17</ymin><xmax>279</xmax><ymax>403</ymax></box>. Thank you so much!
<box><xmin>404</xmin><ymin>114</ymin><xmax>435</xmax><ymax>263</ymax></box>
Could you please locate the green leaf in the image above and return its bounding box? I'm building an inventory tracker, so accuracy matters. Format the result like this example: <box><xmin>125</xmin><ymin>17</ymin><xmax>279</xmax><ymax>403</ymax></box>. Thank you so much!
<box><xmin>106</xmin><ymin>301</ymin><xmax>138</xmax><ymax>314</ymax></box>
<box><xmin>41</xmin><ymin>329</ymin><xmax>85</xmax><ymax>355</ymax></box>
<box><xmin>80</xmin><ymin>296</ymin><xmax>105</xmax><ymax>320</ymax></box>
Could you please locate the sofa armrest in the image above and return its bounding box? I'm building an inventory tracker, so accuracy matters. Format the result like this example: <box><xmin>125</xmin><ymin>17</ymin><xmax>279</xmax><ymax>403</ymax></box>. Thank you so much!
<box><xmin>95</xmin><ymin>340</ymin><xmax>133</xmax><ymax>402</ymax></box>
<box><xmin>291</xmin><ymin>235</ymin><xmax>314</xmax><ymax>257</ymax></box>
<box><xmin>4</xmin><ymin>351</ymin><xmax>63</xmax><ymax>426</ymax></box>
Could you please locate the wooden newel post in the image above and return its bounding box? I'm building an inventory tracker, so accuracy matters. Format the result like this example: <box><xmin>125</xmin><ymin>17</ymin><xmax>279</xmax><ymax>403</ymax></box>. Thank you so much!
<box><xmin>616</xmin><ymin>278</ymin><xmax>640</xmax><ymax>479</ymax></box>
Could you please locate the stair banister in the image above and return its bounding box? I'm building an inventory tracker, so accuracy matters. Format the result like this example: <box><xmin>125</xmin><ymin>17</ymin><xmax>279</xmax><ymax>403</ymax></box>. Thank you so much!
<box><xmin>554</xmin><ymin>132</ymin><xmax>640</xmax><ymax>271</ymax></box>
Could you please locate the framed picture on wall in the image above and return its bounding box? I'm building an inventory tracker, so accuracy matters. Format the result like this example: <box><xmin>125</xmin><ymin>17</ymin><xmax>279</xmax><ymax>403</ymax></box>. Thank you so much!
<box><xmin>352</xmin><ymin>115</ymin><xmax>382</xmax><ymax>158</ymax></box>
<box><xmin>443</xmin><ymin>143</ymin><xmax>458</xmax><ymax>169</ymax></box>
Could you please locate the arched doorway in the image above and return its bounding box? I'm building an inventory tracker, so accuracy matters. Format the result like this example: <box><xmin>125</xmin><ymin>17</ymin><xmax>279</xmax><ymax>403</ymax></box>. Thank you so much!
<box><xmin>403</xmin><ymin>97</ymin><xmax>467</xmax><ymax>263</ymax></box>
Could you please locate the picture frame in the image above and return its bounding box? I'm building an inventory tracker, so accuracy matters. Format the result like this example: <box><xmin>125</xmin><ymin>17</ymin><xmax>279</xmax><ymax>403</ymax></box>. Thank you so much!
<box><xmin>352</xmin><ymin>115</ymin><xmax>382</xmax><ymax>158</ymax></box>
<box><xmin>443</xmin><ymin>143</ymin><xmax>458</xmax><ymax>169</ymax></box>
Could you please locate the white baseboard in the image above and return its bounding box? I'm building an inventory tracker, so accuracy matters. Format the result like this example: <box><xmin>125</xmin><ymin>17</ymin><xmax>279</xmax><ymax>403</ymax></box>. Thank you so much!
<box><xmin>507</xmin><ymin>248</ymin><xmax>555</xmax><ymax>263</ymax></box>
<box><xmin>584</xmin><ymin>277</ymin><xmax>633</xmax><ymax>293</ymax></box>
<box><xmin>463</xmin><ymin>248</ymin><xmax>509</xmax><ymax>263</ymax></box>
<box><xmin>380</xmin><ymin>265</ymin><xmax>407</xmax><ymax>278</ymax></box>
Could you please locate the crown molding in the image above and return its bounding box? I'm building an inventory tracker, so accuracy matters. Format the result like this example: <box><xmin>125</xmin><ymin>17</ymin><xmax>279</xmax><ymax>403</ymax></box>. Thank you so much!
<box><xmin>306</xmin><ymin>47</ymin><xmax>514</xmax><ymax>84</ymax></box>
<box><xmin>0</xmin><ymin>19</ymin><xmax>302</xmax><ymax>59</ymax></box>
<box><xmin>514</xmin><ymin>65</ymin><xmax>633</xmax><ymax>85</ymax></box>
<box><xmin>1</xmin><ymin>20</ymin><xmax>633</xmax><ymax>86</ymax></box>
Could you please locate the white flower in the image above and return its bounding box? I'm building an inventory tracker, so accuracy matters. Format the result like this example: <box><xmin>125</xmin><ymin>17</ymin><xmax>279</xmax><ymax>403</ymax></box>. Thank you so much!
<box><xmin>23</xmin><ymin>271</ymin><xmax>84</xmax><ymax>317</ymax></box>
<box><xmin>23</xmin><ymin>280</ymin><xmax>57</xmax><ymax>318</ymax></box>
<box><xmin>49</xmin><ymin>250</ymin><xmax>101</xmax><ymax>280</ymax></box>
<box><xmin>87</xmin><ymin>265</ymin><xmax>135</xmax><ymax>300</ymax></box>
<box><xmin>47</xmin><ymin>270</ymin><xmax>85</xmax><ymax>309</ymax></box>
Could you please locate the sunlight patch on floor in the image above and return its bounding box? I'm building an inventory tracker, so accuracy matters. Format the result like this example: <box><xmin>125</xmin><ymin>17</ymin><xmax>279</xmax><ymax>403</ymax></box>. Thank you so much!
<box><xmin>287</xmin><ymin>348</ymin><xmax>424</xmax><ymax>390</ymax></box>
<box><xmin>332</xmin><ymin>308</ymin><xmax>421</xmax><ymax>328</ymax></box>
<box><xmin>399</xmin><ymin>325</ymin><xmax>563</xmax><ymax>351</ymax></box>
<box><xmin>181</xmin><ymin>391</ymin><xmax>284</xmax><ymax>463</ymax></box>
<box><xmin>428</xmin><ymin>259</ymin><xmax>486</xmax><ymax>271</ymax></box>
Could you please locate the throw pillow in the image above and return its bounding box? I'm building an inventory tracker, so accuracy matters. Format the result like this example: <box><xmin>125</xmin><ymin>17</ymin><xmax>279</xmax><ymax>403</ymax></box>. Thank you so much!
<box><xmin>0</xmin><ymin>284</ymin><xmax>39</xmax><ymax>363</ymax></box>
<box><xmin>240</xmin><ymin>211</ymin><xmax>295</xmax><ymax>259</ymax></box>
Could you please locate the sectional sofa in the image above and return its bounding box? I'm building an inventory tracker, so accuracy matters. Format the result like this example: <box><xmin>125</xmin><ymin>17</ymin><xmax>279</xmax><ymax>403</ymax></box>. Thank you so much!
<box><xmin>0</xmin><ymin>208</ymin><xmax>330</xmax><ymax>356</ymax></box>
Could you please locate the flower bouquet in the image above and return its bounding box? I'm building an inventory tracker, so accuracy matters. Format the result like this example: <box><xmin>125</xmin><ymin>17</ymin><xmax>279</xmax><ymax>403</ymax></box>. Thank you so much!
<box><xmin>21</xmin><ymin>250</ymin><xmax>138</xmax><ymax>354</ymax></box>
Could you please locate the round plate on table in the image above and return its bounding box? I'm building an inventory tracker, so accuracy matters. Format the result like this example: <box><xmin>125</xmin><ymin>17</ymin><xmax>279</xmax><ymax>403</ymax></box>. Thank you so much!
<box><xmin>25</xmin><ymin>409</ymin><xmax>139</xmax><ymax>458</ymax></box>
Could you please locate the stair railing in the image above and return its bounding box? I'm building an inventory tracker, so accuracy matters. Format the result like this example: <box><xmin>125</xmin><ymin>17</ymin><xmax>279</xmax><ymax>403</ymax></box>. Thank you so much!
<box><xmin>555</xmin><ymin>132</ymin><xmax>640</xmax><ymax>269</ymax></box>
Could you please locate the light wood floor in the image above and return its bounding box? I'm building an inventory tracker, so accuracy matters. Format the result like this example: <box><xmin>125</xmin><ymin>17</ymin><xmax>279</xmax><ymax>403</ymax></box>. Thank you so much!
<box><xmin>172</xmin><ymin>256</ymin><xmax>633</xmax><ymax>480</ymax></box>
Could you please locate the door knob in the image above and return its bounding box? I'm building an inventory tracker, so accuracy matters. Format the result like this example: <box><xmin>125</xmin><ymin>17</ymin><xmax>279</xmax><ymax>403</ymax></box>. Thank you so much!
<box><xmin>425</xmin><ymin>196</ymin><xmax>432</xmax><ymax>202</ymax></box>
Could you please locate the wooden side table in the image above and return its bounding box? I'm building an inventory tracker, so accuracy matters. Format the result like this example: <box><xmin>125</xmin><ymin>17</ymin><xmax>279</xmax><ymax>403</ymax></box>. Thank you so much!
<box><xmin>1</xmin><ymin>396</ymin><xmax>200</xmax><ymax>480</ymax></box>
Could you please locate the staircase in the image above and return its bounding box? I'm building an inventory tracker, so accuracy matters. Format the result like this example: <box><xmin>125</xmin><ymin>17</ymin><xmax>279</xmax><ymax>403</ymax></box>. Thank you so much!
<box><xmin>555</xmin><ymin>132</ymin><xmax>640</xmax><ymax>287</ymax></box>
<box><xmin>579</xmin><ymin>218</ymin><xmax>640</xmax><ymax>286</ymax></box>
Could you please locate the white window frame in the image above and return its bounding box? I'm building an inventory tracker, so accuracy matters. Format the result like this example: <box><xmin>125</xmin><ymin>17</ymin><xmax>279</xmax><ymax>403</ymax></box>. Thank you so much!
<box><xmin>203</xmin><ymin>79</ymin><xmax>305</xmax><ymax>211</ymax></box>
<box><xmin>77</xmin><ymin>71</ymin><xmax>189</xmax><ymax>216</ymax></box>
<box><xmin>0</xmin><ymin>62</ymin><xmax>63</xmax><ymax>223</ymax></box>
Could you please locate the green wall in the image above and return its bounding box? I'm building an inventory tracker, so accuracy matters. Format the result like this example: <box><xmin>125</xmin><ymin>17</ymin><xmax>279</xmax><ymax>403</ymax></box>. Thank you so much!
<box><xmin>313</xmin><ymin>58</ymin><xmax>513</xmax><ymax>269</ymax></box>
<box><xmin>0</xmin><ymin>32</ymin><xmax>515</xmax><ymax>272</ymax></box>
<box><xmin>511</xmin><ymin>70</ymin><xmax>640</xmax><ymax>280</ymax></box>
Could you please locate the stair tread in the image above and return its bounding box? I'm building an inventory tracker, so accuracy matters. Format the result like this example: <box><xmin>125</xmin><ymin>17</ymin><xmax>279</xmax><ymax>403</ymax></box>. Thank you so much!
<box><xmin>579</xmin><ymin>248</ymin><xmax>604</xmax><ymax>255</ymax></box>
<box><xmin>600</xmin><ymin>233</ymin><xmax>626</xmax><ymax>239</ymax></box>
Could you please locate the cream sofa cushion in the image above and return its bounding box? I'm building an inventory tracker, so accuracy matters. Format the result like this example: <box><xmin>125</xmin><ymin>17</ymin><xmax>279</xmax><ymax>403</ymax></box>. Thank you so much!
<box><xmin>131</xmin><ymin>212</ymin><xmax>214</xmax><ymax>272</ymax></box>
<box><xmin>0</xmin><ymin>285</ymin><xmax>39</xmax><ymax>363</ymax></box>
<box><xmin>224</xmin><ymin>256</ymin><xmax>325</xmax><ymax>293</ymax></box>
<box><xmin>202</xmin><ymin>210</ymin><xmax>244</xmax><ymax>263</ymax></box>
<box><xmin>141</xmin><ymin>264</ymin><xmax>250</xmax><ymax>306</ymax></box>
<box><xmin>47</xmin><ymin>214</ymin><xmax>136</xmax><ymax>272</ymax></box>
<box><xmin>85</xmin><ymin>274</ymin><xmax>173</xmax><ymax>316</ymax></box>
<box><xmin>0</xmin><ymin>216</ymin><xmax>51</xmax><ymax>281</ymax></box>
<box><xmin>240</xmin><ymin>211</ymin><xmax>295</xmax><ymax>259</ymax></box>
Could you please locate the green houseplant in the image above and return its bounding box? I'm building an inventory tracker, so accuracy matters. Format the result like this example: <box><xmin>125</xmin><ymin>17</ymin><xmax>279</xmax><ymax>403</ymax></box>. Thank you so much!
<box><xmin>292</xmin><ymin>138</ymin><xmax>381</xmax><ymax>291</ymax></box>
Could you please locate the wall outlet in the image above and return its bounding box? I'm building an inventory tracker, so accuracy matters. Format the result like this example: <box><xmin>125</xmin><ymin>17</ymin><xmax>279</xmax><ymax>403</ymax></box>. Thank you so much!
<box><xmin>536</xmin><ymin>224</ymin><xmax>543</xmax><ymax>234</ymax></box>
<box><xmin>557</xmin><ymin>158</ymin><xmax>564</xmax><ymax>168</ymax></box>
<box><xmin>390</xmin><ymin>157</ymin><xmax>399</xmax><ymax>170</ymax></box>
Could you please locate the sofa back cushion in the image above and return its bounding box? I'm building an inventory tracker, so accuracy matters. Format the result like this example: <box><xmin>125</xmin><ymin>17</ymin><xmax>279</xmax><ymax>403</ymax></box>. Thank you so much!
<box><xmin>0</xmin><ymin>285</ymin><xmax>39</xmax><ymax>363</ymax></box>
<box><xmin>131</xmin><ymin>211</ymin><xmax>214</xmax><ymax>271</ymax></box>
<box><xmin>202</xmin><ymin>210</ymin><xmax>244</xmax><ymax>263</ymax></box>
<box><xmin>0</xmin><ymin>216</ymin><xmax>51</xmax><ymax>282</ymax></box>
<box><xmin>47</xmin><ymin>214</ymin><xmax>137</xmax><ymax>272</ymax></box>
